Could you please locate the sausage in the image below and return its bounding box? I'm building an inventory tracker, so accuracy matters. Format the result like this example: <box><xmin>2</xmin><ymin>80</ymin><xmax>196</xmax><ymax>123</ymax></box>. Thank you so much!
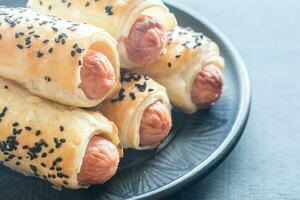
<box><xmin>139</xmin><ymin>101</ymin><xmax>172</xmax><ymax>147</ymax></box>
<box><xmin>77</xmin><ymin>136</ymin><xmax>120</xmax><ymax>185</ymax></box>
<box><xmin>122</xmin><ymin>15</ymin><xmax>166</xmax><ymax>65</ymax></box>
<box><xmin>79</xmin><ymin>49</ymin><xmax>116</xmax><ymax>99</ymax></box>
<box><xmin>191</xmin><ymin>64</ymin><xmax>224</xmax><ymax>107</ymax></box>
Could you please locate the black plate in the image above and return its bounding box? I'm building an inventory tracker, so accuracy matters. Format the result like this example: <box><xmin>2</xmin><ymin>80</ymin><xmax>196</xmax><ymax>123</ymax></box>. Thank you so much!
<box><xmin>0</xmin><ymin>1</ymin><xmax>251</xmax><ymax>199</ymax></box>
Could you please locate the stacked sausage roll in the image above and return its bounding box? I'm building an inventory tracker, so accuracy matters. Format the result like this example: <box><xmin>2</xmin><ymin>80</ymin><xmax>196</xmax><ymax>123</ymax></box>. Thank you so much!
<box><xmin>0</xmin><ymin>7</ymin><xmax>125</xmax><ymax>189</ymax></box>
<box><xmin>0</xmin><ymin>6</ymin><xmax>120</xmax><ymax>108</ymax></box>
<box><xmin>0</xmin><ymin>78</ymin><xmax>122</xmax><ymax>189</ymax></box>
<box><xmin>27</xmin><ymin>0</ymin><xmax>177</xmax><ymax>66</ymax></box>
<box><xmin>28</xmin><ymin>0</ymin><xmax>225</xmax><ymax>113</ymax></box>
<box><xmin>96</xmin><ymin>70</ymin><xmax>172</xmax><ymax>150</ymax></box>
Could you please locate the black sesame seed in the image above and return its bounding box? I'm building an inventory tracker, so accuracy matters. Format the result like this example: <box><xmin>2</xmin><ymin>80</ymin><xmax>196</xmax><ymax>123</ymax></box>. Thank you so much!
<box><xmin>148</xmin><ymin>88</ymin><xmax>154</xmax><ymax>92</ymax></box>
<box><xmin>16</xmin><ymin>161</ymin><xmax>20</xmax><ymax>166</ymax></box>
<box><xmin>43</xmin><ymin>175</ymin><xmax>47</xmax><ymax>179</ymax></box>
<box><xmin>59</xmin><ymin>126</ymin><xmax>64</xmax><ymax>132</ymax></box>
<box><xmin>43</xmin><ymin>39</ymin><xmax>49</xmax><ymax>44</ymax></box>
<box><xmin>15</xmin><ymin>33</ymin><xmax>19</xmax><ymax>38</ymax></box>
<box><xmin>33</xmin><ymin>34</ymin><xmax>40</xmax><ymax>38</ymax></box>
<box><xmin>41</xmin><ymin>152</ymin><xmax>47</xmax><ymax>158</ymax></box>
<box><xmin>78</xmin><ymin>60</ymin><xmax>82</xmax><ymax>66</ymax></box>
<box><xmin>67</xmin><ymin>2</ymin><xmax>71</xmax><ymax>7</ymax></box>
<box><xmin>41</xmin><ymin>162</ymin><xmax>46</xmax><ymax>167</ymax></box>
<box><xmin>16</xmin><ymin>44</ymin><xmax>23</xmax><ymax>49</ymax></box>
<box><xmin>18</xmin><ymin>156</ymin><xmax>22</xmax><ymax>160</ymax></box>
<box><xmin>63</xmin><ymin>181</ymin><xmax>68</xmax><ymax>185</ymax></box>
<box><xmin>129</xmin><ymin>92</ymin><xmax>136</xmax><ymax>100</ymax></box>
<box><xmin>55</xmin><ymin>157</ymin><xmax>62</xmax><ymax>162</ymax></box>
<box><xmin>105</xmin><ymin>5</ymin><xmax>113</xmax><ymax>15</ymax></box>
<box><xmin>168</xmin><ymin>62</ymin><xmax>172</xmax><ymax>68</ymax></box>
<box><xmin>29</xmin><ymin>165</ymin><xmax>37</xmax><ymax>173</ymax></box>
<box><xmin>4</xmin><ymin>158</ymin><xmax>9</xmax><ymax>162</ymax></box>
<box><xmin>51</xmin><ymin>27</ymin><xmax>58</xmax><ymax>32</ymax></box>
<box><xmin>39</xmin><ymin>0</ymin><xmax>43</xmax><ymax>6</ymax></box>
<box><xmin>60</xmin><ymin>139</ymin><xmax>66</xmax><ymax>143</ymax></box>
<box><xmin>3</xmin><ymin>152</ymin><xmax>9</xmax><ymax>155</ymax></box>
<box><xmin>12</xmin><ymin>122</ymin><xmax>19</xmax><ymax>127</ymax></box>
<box><xmin>35</xmin><ymin>130</ymin><xmax>41</xmax><ymax>136</ymax></box>
<box><xmin>25</xmin><ymin>126</ymin><xmax>32</xmax><ymax>131</ymax></box>
<box><xmin>85</xmin><ymin>2</ymin><xmax>90</xmax><ymax>7</ymax></box>
<box><xmin>55</xmin><ymin>143</ymin><xmax>61</xmax><ymax>148</ymax></box>
<box><xmin>36</xmin><ymin>50</ymin><xmax>44</xmax><ymax>58</ymax></box>
<box><xmin>4</xmin><ymin>85</ymin><xmax>8</xmax><ymax>89</ymax></box>
<box><xmin>48</xmin><ymin>5</ymin><xmax>52</xmax><ymax>10</ymax></box>
<box><xmin>48</xmin><ymin>174</ymin><xmax>51</xmax><ymax>178</ymax></box>
<box><xmin>44</xmin><ymin>76</ymin><xmax>51</xmax><ymax>82</ymax></box>
<box><xmin>49</xmin><ymin>148</ymin><xmax>54</xmax><ymax>154</ymax></box>
<box><xmin>76</xmin><ymin>48</ymin><xmax>82</xmax><ymax>53</ymax></box>
<box><xmin>176</xmin><ymin>55</ymin><xmax>181</xmax><ymax>58</ymax></box>
<box><xmin>48</xmin><ymin>47</ymin><xmax>53</xmax><ymax>53</ymax></box>
<box><xmin>72</xmin><ymin>43</ymin><xmax>78</xmax><ymax>48</ymax></box>
<box><xmin>56</xmin><ymin>167</ymin><xmax>62</xmax><ymax>171</ymax></box>
<box><xmin>50</xmin><ymin>166</ymin><xmax>55</xmax><ymax>170</ymax></box>
<box><xmin>52</xmin><ymin>174</ymin><xmax>56</xmax><ymax>179</ymax></box>
<box><xmin>23</xmin><ymin>145</ymin><xmax>29</xmax><ymax>149</ymax></box>
<box><xmin>70</xmin><ymin>50</ymin><xmax>75</xmax><ymax>57</ymax></box>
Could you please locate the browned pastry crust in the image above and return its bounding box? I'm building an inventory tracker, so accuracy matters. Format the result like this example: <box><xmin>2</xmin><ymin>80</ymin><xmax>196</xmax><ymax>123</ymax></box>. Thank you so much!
<box><xmin>96</xmin><ymin>70</ymin><xmax>172</xmax><ymax>149</ymax></box>
<box><xmin>0</xmin><ymin>78</ymin><xmax>122</xmax><ymax>189</ymax></box>
<box><xmin>0</xmin><ymin>7</ymin><xmax>120</xmax><ymax>107</ymax></box>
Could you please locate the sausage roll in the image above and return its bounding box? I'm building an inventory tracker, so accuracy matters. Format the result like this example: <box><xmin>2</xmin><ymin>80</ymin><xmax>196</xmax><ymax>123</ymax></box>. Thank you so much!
<box><xmin>0</xmin><ymin>7</ymin><xmax>120</xmax><ymax>107</ymax></box>
<box><xmin>0</xmin><ymin>78</ymin><xmax>122</xmax><ymax>189</ymax></box>
<box><xmin>27</xmin><ymin>0</ymin><xmax>177</xmax><ymax>66</ymax></box>
<box><xmin>96</xmin><ymin>70</ymin><xmax>172</xmax><ymax>150</ymax></box>
<box><xmin>134</xmin><ymin>27</ymin><xmax>225</xmax><ymax>113</ymax></box>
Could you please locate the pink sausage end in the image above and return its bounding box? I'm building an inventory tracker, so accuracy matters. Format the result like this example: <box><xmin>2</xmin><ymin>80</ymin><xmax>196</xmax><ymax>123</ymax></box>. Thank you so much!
<box><xmin>139</xmin><ymin>101</ymin><xmax>172</xmax><ymax>147</ymax></box>
<box><xmin>78</xmin><ymin>136</ymin><xmax>119</xmax><ymax>185</ymax></box>
<box><xmin>191</xmin><ymin>64</ymin><xmax>224</xmax><ymax>107</ymax></box>
<box><xmin>79</xmin><ymin>50</ymin><xmax>116</xmax><ymax>100</ymax></box>
<box><xmin>123</xmin><ymin>15</ymin><xmax>166</xmax><ymax>65</ymax></box>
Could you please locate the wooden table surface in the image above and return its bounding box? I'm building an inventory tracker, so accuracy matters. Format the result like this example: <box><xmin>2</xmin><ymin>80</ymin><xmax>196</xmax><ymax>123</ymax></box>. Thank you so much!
<box><xmin>166</xmin><ymin>0</ymin><xmax>300</xmax><ymax>199</ymax></box>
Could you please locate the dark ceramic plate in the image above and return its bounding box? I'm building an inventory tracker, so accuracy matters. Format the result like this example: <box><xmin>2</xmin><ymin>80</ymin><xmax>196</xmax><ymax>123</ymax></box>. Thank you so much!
<box><xmin>0</xmin><ymin>0</ymin><xmax>251</xmax><ymax>199</ymax></box>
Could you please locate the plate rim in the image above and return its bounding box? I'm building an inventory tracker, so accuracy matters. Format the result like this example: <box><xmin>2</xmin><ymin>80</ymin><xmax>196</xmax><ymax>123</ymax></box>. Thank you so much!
<box><xmin>135</xmin><ymin>2</ymin><xmax>252</xmax><ymax>199</ymax></box>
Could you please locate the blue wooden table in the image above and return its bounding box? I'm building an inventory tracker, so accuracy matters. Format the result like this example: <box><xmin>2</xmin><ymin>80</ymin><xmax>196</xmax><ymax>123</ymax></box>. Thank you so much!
<box><xmin>166</xmin><ymin>0</ymin><xmax>300</xmax><ymax>199</ymax></box>
<box><xmin>1</xmin><ymin>0</ymin><xmax>299</xmax><ymax>199</ymax></box>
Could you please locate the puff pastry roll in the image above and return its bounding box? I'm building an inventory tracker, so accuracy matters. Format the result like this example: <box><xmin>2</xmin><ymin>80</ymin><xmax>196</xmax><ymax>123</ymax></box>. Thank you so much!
<box><xmin>133</xmin><ymin>27</ymin><xmax>225</xmax><ymax>113</ymax></box>
<box><xmin>96</xmin><ymin>70</ymin><xmax>172</xmax><ymax>150</ymax></box>
<box><xmin>0</xmin><ymin>7</ymin><xmax>120</xmax><ymax>107</ymax></box>
<box><xmin>27</xmin><ymin>0</ymin><xmax>177</xmax><ymax>66</ymax></box>
<box><xmin>0</xmin><ymin>78</ymin><xmax>122</xmax><ymax>189</ymax></box>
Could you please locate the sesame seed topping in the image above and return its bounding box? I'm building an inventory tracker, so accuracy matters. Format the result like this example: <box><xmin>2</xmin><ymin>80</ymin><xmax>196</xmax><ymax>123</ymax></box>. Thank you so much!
<box><xmin>129</xmin><ymin>92</ymin><xmax>136</xmax><ymax>100</ymax></box>
<box><xmin>4</xmin><ymin>85</ymin><xmax>8</xmax><ymax>89</ymax></box>
<box><xmin>105</xmin><ymin>5</ymin><xmax>113</xmax><ymax>15</ymax></box>
<box><xmin>36</xmin><ymin>50</ymin><xmax>44</xmax><ymax>58</ymax></box>
<box><xmin>35</xmin><ymin>130</ymin><xmax>41</xmax><ymax>136</ymax></box>
<box><xmin>44</xmin><ymin>76</ymin><xmax>51</xmax><ymax>82</ymax></box>
<box><xmin>16</xmin><ymin>44</ymin><xmax>23</xmax><ymax>49</ymax></box>
<box><xmin>59</xmin><ymin>126</ymin><xmax>64</xmax><ymax>132</ymax></box>
<box><xmin>25</xmin><ymin>126</ymin><xmax>32</xmax><ymax>131</ymax></box>
<box><xmin>85</xmin><ymin>2</ymin><xmax>90</xmax><ymax>7</ymax></box>
<box><xmin>48</xmin><ymin>47</ymin><xmax>53</xmax><ymax>53</ymax></box>
<box><xmin>51</xmin><ymin>26</ymin><xmax>58</xmax><ymax>32</ymax></box>
<box><xmin>12</xmin><ymin>122</ymin><xmax>19</xmax><ymax>127</ymax></box>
